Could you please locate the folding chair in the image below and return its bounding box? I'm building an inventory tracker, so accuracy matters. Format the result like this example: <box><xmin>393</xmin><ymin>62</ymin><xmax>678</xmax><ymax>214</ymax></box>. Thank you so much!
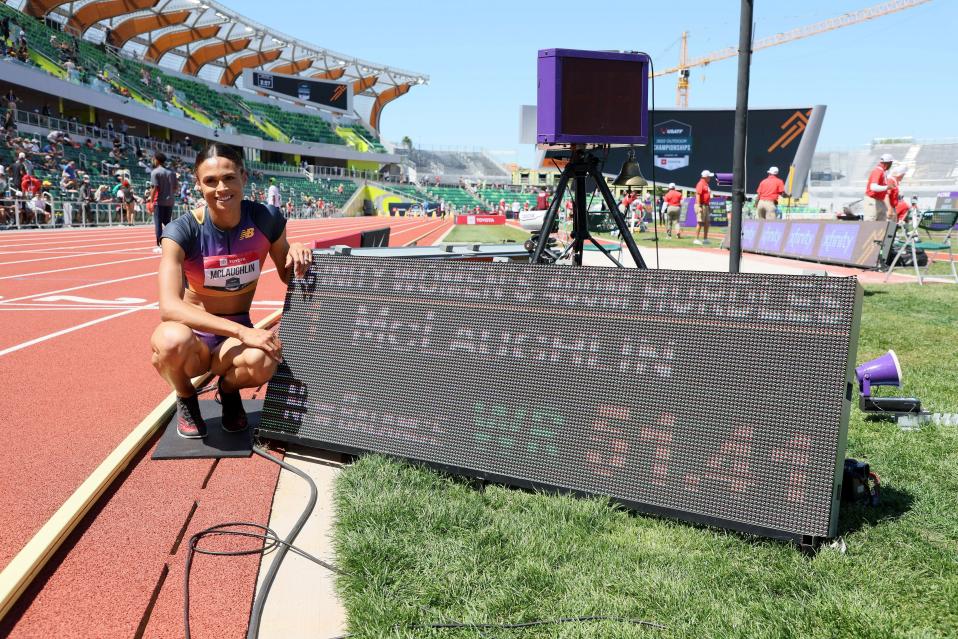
<box><xmin>885</xmin><ymin>210</ymin><xmax>958</xmax><ymax>285</ymax></box>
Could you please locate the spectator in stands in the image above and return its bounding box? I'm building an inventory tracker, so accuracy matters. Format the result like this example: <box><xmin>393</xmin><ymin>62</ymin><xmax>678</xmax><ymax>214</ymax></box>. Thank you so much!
<box><xmin>863</xmin><ymin>153</ymin><xmax>894</xmax><ymax>221</ymax></box>
<box><xmin>266</xmin><ymin>177</ymin><xmax>281</xmax><ymax>212</ymax></box>
<box><xmin>60</xmin><ymin>161</ymin><xmax>77</xmax><ymax>190</ymax></box>
<box><xmin>84</xmin><ymin>138</ymin><xmax>94</xmax><ymax>150</ymax></box>
<box><xmin>755</xmin><ymin>166</ymin><xmax>787</xmax><ymax>220</ymax></box>
<box><xmin>77</xmin><ymin>175</ymin><xmax>93</xmax><ymax>225</ymax></box>
<box><xmin>147</xmin><ymin>153</ymin><xmax>178</xmax><ymax>251</ymax></box>
<box><xmin>2</xmin><ymin>106</ymin><xmax>14</xmax><ymax>133</ymax></box>
<box><xmin>663</xmin><ymin>183</ymin><xmax>683</xmax><ymax>239</ymax></box>
<box><xmin>94</xmin><ymin>184</ymin><xmax>111</xmax><ymax>203</ymax></box>
<box><xmin>15</xmin><ymin>42</ymin><xmax>28</xmax><ymax>63</ymax></box>
<box><xmin>106</xmin><ymin>118</ymin><xmax>114</xmax><ymax>138</ymax></box>
<box><xmin>511</xmin><ymin>200</ymin><xmax>520</xmax><ymax>219</ymax></box>
<box><xmin>47</xmin><ymin>129</ymin><xmax>75</xmax><ymax>153</ymax></box>
<box><xmin>10</xmin><ymin>152</ymin><xmax>27</xmax><ymax>190</ymax></box>
<box><xmin>20</xmin><ymin>170</ymin><xmax>41</xmax><ymax>198</ymax></box>
<box><xmin>100</xmin><ymin>157</ymin><xmax>119</xmax><ymax>176</ymax></box>
<box><xmin>694</xmin><ymin>170</ymin><xmax>714</xmax><ymax>245</ymax></box>
<box><xmin>118</xmin><ymin>178</ymin><xmax>138</xmax><ymax>226</ymax></box>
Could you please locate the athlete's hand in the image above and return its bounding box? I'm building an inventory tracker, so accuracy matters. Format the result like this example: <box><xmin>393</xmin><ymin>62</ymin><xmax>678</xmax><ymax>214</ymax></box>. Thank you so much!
<box><xmin>285</xmin><ymin>242</ymin><xmax>313</xmax><ymax>279</ymax></box>
<box><xmin>238</xmin><ymin>326</ymin><xmax>283</xmax><ymax>361</ymax></box>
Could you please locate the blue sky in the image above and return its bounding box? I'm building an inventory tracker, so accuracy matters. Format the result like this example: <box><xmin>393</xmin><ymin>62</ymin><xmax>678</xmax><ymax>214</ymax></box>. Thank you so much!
<box><xmin>226</xmin><ymin>0</ymin><xmax>953</xmax><ymax>166</ymax></box>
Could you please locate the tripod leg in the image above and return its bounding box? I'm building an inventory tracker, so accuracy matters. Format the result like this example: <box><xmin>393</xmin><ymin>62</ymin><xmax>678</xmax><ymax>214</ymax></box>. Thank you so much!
<box><xmin>590</xmin><ymin>162</ymin><xmax>648</xmax><ymax>269</ymax></box>
<box><xmin>530</xmin><ymin>168</ymin><xmax>572</xmax><ymax>264</ymax></box>
<box><xmin>586</xmin><ymin>236</ymin><xmax>626</xmax><ymax>267</ymax></box>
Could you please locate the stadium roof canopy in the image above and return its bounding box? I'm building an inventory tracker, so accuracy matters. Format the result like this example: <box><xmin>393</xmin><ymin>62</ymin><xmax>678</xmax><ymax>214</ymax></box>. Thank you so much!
<box><xmin>18</xmin><ymin>0</ymin><xmax>426</xmax><ymax>123</ymax></box>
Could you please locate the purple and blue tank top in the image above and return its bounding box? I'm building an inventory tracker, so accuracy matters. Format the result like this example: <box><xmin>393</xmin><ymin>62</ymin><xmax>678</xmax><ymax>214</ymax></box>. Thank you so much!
<box><xmin>161</xmin><ymin>200</ymin><xmax>286</xmax><ymax>298</ymax></box>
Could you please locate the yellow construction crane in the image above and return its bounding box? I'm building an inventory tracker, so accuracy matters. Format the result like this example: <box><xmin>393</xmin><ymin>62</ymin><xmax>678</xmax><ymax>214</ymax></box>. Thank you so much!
<box><xmin>655</xmin><ymin>0</ymin><xmax>932</xmax><ymax>107</ymax></box>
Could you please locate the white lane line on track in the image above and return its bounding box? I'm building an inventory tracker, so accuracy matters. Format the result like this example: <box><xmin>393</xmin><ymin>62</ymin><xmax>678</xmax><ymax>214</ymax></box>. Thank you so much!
<box><xmin>0</xmin><ymin>218</ymin><xmax>390</xmax><ymax>260</ymax></box>
<box><xmin>0</xmin><ymin>255</ymin><xmax>161</xmax><ymax>280</ymax></box>
<box><xmin>0</xmin><ymin>217</ymin><xmax>339</xmax><ymax>240</ymax></box>
<box><xmin>0</xmin><ymin>220</ymin><xmax>427</xmax><ymax>278</ymax></box>
<box><xmin>0</xmin><ymin>268</ymin><xmax>283</xmax><ymax>357</ymax></box>
<box><xmin>0</xmin><ymin>219</ymin><xmax>438</xmax><ymax>354</ymax></box>
<box><xmin>0</xmin><ymin>306</ymin><xmax>150</xmax><ymax>357</ymax></box>
<box><xmin>0</xmin><ymin>271</ymin><xmax>157</xmax><ymax>305</ymax></box>
<box><xmin>0</xmin><ymin>225</ymin><xmax>339</xmax><ymax>303</ymax></box>
<box><xmin>0</xmin><ymin>300</ymin><xmax>282</xmax><ymax>311</ymax></box>
<box><xmin>0</xmin><ymin>247</ymin><xmax>154</xmax><ymax>266</ymax></box>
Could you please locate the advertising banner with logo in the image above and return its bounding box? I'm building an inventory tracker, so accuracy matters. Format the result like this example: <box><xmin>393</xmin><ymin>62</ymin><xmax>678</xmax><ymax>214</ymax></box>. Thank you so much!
<box><xmin>547</xmin><ymin>107</ymin><xmax>822</xmax><ymax>194</ymax></box>
<box><xmin>722</xmin><ymin>219</ymin><xmax>896</xmax><ymax>269</ymax></box>
<box><xmin>653</xmin><ymin>120</ymin><xmax>692</xmax><ymax>171</ymax></box>
<box><xmin>682</xmin><ymin>196</ymin><xmax>729</xmax><ymax>227</ymax></box>
<box><xmin>388</xmin><ymin>202</ymin><xmax>442</xmax><ymax>216</ymax></box>
<box><xmin>243</xmin><ymin>69</ymin><xmax>351</xmax><ymax>113</ymax></box>
<box><xmin>456</xmin><ymin>214</ymin><xmax>506</xmax><ymax>225</ymax></box>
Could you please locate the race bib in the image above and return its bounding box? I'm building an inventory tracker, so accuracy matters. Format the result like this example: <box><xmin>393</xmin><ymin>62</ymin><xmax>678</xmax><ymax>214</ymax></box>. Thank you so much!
<box><xmin>203</xmin><ymin>251</ymin><xmax>260</xmax><ymax>293</ymax></box>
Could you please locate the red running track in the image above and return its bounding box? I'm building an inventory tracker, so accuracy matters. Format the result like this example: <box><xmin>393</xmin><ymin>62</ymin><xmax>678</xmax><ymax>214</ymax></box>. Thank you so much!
<box><xmin>0</xmin><ymin>215</ymin><xmax>451</xmax><ymax>638</ymax></box>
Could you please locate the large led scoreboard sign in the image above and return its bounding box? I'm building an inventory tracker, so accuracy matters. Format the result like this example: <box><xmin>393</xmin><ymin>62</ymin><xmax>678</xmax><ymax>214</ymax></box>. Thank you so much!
<box><xmin>261</xmin><ymin>257</ymin><xmax>862</xmax><ymax>543</ymax></box>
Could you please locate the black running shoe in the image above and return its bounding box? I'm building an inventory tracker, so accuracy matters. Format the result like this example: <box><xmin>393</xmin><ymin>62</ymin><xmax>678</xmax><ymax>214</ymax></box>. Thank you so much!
<box><xmin>176</xmin><ymin>394</ymin><xmax>207</xmax><ymax>439</ymax></box>
<box><xmin>218</xmin><ymin>379</ymin><xmax>248</xmax><ymax>433</ymax></box>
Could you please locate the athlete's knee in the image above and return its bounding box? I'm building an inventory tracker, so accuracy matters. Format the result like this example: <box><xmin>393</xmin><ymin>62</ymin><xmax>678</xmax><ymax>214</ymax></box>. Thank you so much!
<box><xmin>151</xmin><ymin>322</ymin><xmax>197</xmax><ymax>365</ymax></box>
<box><xmin>244</xmin><ymin>348</ymin><xmax>278</xmax><ymax>384</ymax></box>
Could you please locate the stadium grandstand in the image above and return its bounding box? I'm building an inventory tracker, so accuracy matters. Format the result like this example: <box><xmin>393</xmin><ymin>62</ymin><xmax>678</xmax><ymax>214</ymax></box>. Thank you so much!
<box><xmin>397</xmin><ymin>146</ymin><xmax>511</xmax><ymax>184</ymax></box>
<box><xmin>0</xmin><ymin>0</ymin><xmax>538</xmax><ymax>227</ymax></box>
<box><xmin>809</xmin><ymin>137</ymin><xmax>958</xmax><ymax>213</ymax></box>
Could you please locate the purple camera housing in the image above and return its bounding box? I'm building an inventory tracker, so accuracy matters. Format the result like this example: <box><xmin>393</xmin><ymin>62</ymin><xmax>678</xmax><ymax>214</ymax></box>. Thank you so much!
<box><xmin>537</xmin><ymin>48</ymin><xmax>649</xmax><ymax>145</ymax></box>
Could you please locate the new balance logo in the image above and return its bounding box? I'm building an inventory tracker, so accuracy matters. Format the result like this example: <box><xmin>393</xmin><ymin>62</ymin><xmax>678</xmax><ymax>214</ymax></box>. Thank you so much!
<box><xmin>239</xmin><ymin>227</ymin><xmax>254</xmax><ymax>240</ymax></box>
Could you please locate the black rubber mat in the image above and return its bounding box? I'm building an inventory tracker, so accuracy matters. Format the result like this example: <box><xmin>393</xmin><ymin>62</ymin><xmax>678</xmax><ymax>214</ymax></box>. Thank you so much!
<box><xmin>152</xmin><ymin>400</ymin><xmax>260</xmax><ymax>460</ymax></box>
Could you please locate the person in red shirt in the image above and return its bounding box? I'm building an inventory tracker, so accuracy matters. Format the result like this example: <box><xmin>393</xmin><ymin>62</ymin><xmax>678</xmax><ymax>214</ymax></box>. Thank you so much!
<box><xmin>755</xmin><ymin>166</ymin><xmax>788</xmax><ymax>220</ymax></box>
<box><xmin>663</xmin><ymin>183</ymin><xmax>683</xmax><ymax>238</ymax></box>
<box><xmin>863</xmin><ymin>153</ymin><xmax>894</xmax><ymax>221</ymax></box>
<box><xmin>694</xmin><ymin>170</ymin><xmax>713</xmax><ymax>245</ymax></box>
<box><xmin>536</xmin><ymin>188</ymin><xmax>549</xmax><ymax>210</ymax></box>
<box><xmin>886</xmin><ymin>165</ymin><xmax>911</xmax><ymax>223</ymax></box>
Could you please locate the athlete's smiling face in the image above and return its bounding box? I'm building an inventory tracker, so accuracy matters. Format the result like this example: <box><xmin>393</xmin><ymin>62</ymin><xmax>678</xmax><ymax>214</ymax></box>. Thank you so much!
<box><xmin>195</xmin><ymin>156</ymin><xmax>247</xmax><ymax>216</ymax></box>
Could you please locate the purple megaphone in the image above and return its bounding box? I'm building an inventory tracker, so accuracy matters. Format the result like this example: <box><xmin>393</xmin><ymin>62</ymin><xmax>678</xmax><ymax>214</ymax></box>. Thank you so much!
<box><xmin>856</xmin><ymin>350</ymin><xmax>902</xmax><ymax>397</ymax></box>
<box><xmin>715</xmin><ymin>172</ymin><xmax>734</xmax><ymax>187</ymax></box>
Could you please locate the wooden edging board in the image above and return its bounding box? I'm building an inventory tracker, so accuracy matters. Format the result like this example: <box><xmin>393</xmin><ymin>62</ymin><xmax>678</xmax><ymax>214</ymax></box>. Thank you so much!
<box><xmin>0</xmin><ymin>309</ymin><xmax>283</xmax><ymax>621</ymax></box>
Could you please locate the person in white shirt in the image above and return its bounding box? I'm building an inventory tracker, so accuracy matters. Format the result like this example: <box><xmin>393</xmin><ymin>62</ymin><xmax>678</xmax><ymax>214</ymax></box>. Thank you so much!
<box><xmin>266</xmin><ymin>178</ymin><xmax>282</xmax><ymax>211</ymax></box>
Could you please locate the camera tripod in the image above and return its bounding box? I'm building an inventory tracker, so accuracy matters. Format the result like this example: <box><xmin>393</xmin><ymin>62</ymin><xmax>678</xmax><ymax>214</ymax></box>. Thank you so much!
<box><xmin>529</xmin><ymin>147</ymin><xmax>647</xmax><ymax>268</ymax></box>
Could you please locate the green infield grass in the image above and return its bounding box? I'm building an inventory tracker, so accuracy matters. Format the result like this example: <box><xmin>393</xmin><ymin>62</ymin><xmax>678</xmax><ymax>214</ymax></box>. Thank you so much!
<box><xmin>442</xmin><ymin>224</ymin><xmax>531</xmax><ymax>244</ymax></box>
<box><xmin>333</xmin><ymin>283</ymin><xmax>958</xmax><ymax>639</ymax></box>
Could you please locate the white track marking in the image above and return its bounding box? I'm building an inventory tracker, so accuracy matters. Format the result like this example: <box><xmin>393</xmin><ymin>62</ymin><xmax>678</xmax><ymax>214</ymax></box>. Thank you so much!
<box><xmin>34</xmin><ymin>295</ymin><xmax>148</xmax><ymax>304</ymax></box>
<box><xmin>0</xmin><ymin>220</ymin><xmax>435</xmax><ymax>354</ymax></box>
<box><xmin>0</xmin><ymin>256</ymin><xmax>160</xmax><ymax>280</ymax></box>
<box><xmin>0</xmin><ymin>271</ymin><xmax>157</xmax><ymax>305</ymax></box>
<box><xmin>0</xmin><ymin>306</ymin><xmax>151</xmax><ymax>358</ymax></box>
<box><xmin>0</xmin><ymin>247</ymin><xmax>154</xmax><ymax>266</ymax></box>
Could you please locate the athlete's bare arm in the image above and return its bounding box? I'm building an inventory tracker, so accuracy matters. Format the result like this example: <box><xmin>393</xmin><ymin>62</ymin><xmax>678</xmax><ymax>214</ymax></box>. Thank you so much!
<box><xmin>268</xmin><ymin>228</ymin><xmax>312</xmax><ymax>285</ymax></box>
<box><xmin>157</xmin><ymin>238</ymin><xmax>282</xmax><ymax>361</ymax></box>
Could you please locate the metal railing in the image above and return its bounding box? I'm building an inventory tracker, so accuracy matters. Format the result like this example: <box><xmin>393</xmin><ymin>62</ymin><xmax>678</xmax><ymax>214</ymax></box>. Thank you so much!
<box><xmin>0</xmin><ymin>195</ymin><xmax>197</xmax><ymax>230</ymax></box>
<box><xmin>12</xmin><ymin>110</ymin><xmax>195</xmax><ymax>159</ymax></box>
<box><xmin>0</xmin><ymin>193</ymin><xmax>347</xmax><ymax>230</ymax></box>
